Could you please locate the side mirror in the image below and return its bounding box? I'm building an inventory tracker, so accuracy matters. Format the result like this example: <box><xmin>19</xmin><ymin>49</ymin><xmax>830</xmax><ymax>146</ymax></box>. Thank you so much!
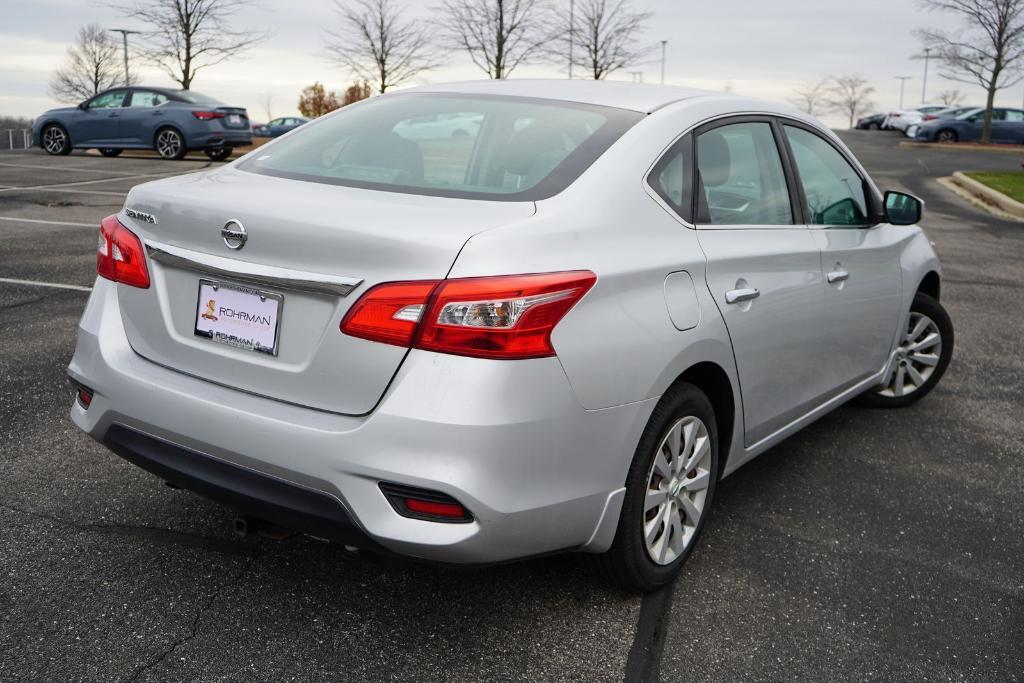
<box><xmin>884</xmin><ymin>190</ymin><xmax>923</xmax><ymax>225</ymax></box>
<box><xmin>78</xmin><ymin>101</ymin><xmax>88</xmax><ymax>110</ymax></box>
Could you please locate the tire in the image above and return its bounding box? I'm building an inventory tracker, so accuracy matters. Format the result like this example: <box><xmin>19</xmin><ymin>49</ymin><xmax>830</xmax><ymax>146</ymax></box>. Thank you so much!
<box><xmin>41</xmin><ymin>124</ymin><xmax>71</xmax><ymax>156</ymax></box>
<box><xmin>855</xmin><ymin>293</ymin><xmax>953</xmax><ymax>409</ymax></box>
<box><xmin>586</xmin><ymin>383</ymin><xmax>719</xmax><ymax>593</ymax></box>
<box><xmin>204</xmin><ymin>147</ymin><xmax>232</xmax><ymax>161</ymax></box>
<box><xmin>98</xmin><ymin>148</ymin><xmax>122</xmax><ymax>157</ymax></box>
<box><xmin>937</xmin><ymin>129</ymin><xmax>958</xmax><ymax>143</ymax></box>
<box><xmin>868</xmin><ymin>122</ymin><xmax>881</xmax><ymax>130</ymax></box>
<box><xmin>154</xmin><ymin>127</ymin><xmax>186</xmax><ymax>160</ymax></box>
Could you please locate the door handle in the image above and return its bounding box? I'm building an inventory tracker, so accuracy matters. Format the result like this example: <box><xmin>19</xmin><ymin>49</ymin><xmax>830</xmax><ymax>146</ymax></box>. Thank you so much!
<box><xmin>152</xmin><ymin>111</ymin><xmax>164</xmax><ymax>116</ymax></box>
<box><xmin>827</xmin><ymin>269</ymin><xmax>850</xmax><ymax>284</ymax></box>
<box><xmin>107</xmin><ymin>113</ymin><xmax>119</xmax><ymax>118</ymax></box>
<box><xmin>725</xmin><ymin>287</ymin><xmax>760</xmax><ymax>304</ymax></box>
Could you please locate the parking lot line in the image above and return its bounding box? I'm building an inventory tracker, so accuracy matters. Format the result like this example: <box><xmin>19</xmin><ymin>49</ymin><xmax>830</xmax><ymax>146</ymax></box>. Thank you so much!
<box><xmin>0</xmin><ymin>161</ymin><xmax>149</xmax><ymax>176</ymax></box>
<box><xmin>0</xmin><ymin>168</ymin><xmax>203</xmax><ymax>193</ymax></box>
<box><xmin>0</xmin><ymin>277</ymin><xmax>92</xmax><ymax>292</ymax></box>
<box><xmin>0</xmin><ymin>216</ymin><xmax>96</xmax><ymax>227</ymax></box>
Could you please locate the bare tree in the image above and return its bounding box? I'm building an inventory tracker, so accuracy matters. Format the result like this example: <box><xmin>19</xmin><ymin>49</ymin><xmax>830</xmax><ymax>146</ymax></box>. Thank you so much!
<box><xmin>918</xmin><ymin>0</ymin><xmax>1024</xmax><ymax>143</ymax></box>
<box><xmin>436</xmin><ymin>0</ymin><xmax>552</xmax><ymax>79</ymax></box>
<box><xmin>326</xmin><ymin>0</ymin><xmax>440</xmax><ymax>93</ymax></box>
<box><xmin>109</xmin><ymin>0</ymin><xmax>268</xmax><ymax>89</ymax></box>
<box><xmin>551</xmin><ymin>0</ymin><xmax>651</xmax><ymax>80</ymax></box>
<box><xmin>827</xmin><ymin>75</ymin><xmax>876</xmax><ymax>129</ymax></box>
<box><xmin>936</xmin><ymin>88</ymin><xmax>966</xmax><ymax>105</ymax></box>
<box><xmin>49</xmin><ymin>23</ymin><xmax>125</xmax><ymax>102</ymax></box>
<box><xmin>789</xmin><ymin>78</ymin><xmax>830</xmax><ymax>117</ymax></box>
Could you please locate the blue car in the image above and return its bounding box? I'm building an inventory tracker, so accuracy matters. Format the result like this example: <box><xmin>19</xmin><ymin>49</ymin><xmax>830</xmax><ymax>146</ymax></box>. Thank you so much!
<box><xmin>915</xmin><ymin>107</ymin><xmax>1024</xmax><ymax>144</ymax></box>
<box><xmin>33</xmin><ymin>87</ymin><xmax>252</xmax><ymax>161</ymax></box>
<box><xmin>253</xmin><ymin>116</ymin><xmax>310</xmax><ymax>137</ymax></box>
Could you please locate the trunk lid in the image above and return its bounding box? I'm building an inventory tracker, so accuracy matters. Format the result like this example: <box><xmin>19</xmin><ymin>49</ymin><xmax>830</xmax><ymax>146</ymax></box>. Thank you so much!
<box><xmin>216</xmin><ymin>107</ymin><xmax>249</xmax><ymax>129</ymax></box>
<box><xmin>117</xmin><ymin>167</ymin><xmax>535</xmax><ymax>414</ymax></box>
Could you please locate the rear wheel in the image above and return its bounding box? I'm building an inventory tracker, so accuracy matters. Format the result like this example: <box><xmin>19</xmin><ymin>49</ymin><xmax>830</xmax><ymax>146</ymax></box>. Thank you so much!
<box><xmin>204</xmin><ymin>147</ymin><xmax>232</xmax><ymax>161</ymax></box>
<box><xmin>856</xmin><ymin>293</ymin><xmax>953</xmax><ymax>408</ymax></box>
<box><xmin>98</xmin><ymin>148</ymin><xmax>122</xmax><ymax>157</ymax></box>
<box><xmin>155</xmin><ymin>127</ymin><xmax>186</xmax><ymax>160</ymax></box>
<box><xmin>587</xmin><ymin>383</ymin><xmax>718</xmax><ymax>593</ymax></box>
<box><xmin>937</xmin><ymin>128</ymin><xmax>958</xmax><ymax>143</ymax></box>
<box><xmin>867</xmin><ymin>122</ymin><xmax>881</xmax><ymax>130</ymax></box>
<box><xmin>42</xmin><ymin>124</ymin><xmax>71</xmax><ymax>155</ymax></box>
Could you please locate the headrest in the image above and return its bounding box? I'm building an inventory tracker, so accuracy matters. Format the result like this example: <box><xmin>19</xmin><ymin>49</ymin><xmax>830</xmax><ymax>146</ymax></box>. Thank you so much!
<box><xmin>698</xmin><ymin>131</ymin><xmax>731</xmax><ymax>187</ymax></box>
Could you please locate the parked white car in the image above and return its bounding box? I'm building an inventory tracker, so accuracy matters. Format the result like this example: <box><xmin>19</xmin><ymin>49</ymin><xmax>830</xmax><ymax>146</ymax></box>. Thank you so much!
<box><xmin>68</xmin><ymin>80</ymin><xmax>953</xmax><ymax>592</ymax></box>
<box><xmin>883</xmin><ymin>104</ymin><xmax>949</xmax><ymax>132</ymax></box>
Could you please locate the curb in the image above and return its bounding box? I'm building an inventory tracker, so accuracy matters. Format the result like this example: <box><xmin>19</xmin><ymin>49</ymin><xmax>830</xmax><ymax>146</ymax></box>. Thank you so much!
<box><xmin>949</xmin><ymin>171</ymin><xmax>1024</xmax><ymax>219</ymax></box>
<box><xmin>898</xmin><ymin>140</ymin><xmax>1024</xmax><ymax>154</ymax></box>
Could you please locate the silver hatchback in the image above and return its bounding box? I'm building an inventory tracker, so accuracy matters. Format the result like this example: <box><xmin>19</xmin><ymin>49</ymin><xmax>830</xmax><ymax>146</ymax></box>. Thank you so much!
<box><xmin>68</xmin><ymin>80</ymin><xmax>952</xmax><ymax>592</ymax></box>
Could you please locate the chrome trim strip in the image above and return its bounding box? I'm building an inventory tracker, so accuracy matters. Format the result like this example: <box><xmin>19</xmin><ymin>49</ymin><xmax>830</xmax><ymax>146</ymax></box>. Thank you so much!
<box><xmin>145</xmin><ymin>239</ymin><xmax>362</xmax><ymax>297</ymax></box>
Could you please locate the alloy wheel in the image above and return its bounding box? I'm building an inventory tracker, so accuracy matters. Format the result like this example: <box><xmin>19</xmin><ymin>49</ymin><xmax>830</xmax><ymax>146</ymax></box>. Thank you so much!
<box><xmin>157</xmin><ymin>130</ymin><xmax>182</xmax><ymax>158</ymax></box>
<box><xmin>878</xmin><ymin>312</ymin><xmax>942</xmax><ymax>398</ymax></box>
<box><xmin>43</xmin><ymin>126</ymin><xmax>66</xmax><ymax>154</ymax></box>
<box><xmin>643</xmin><ymin>415</ymin><xmax>712</xmax><ymax>566</ymax></box>
<box><xmin>937</xmin><ymin>130</ymin><xmax>956</xmax><ymax>143</ymax></box>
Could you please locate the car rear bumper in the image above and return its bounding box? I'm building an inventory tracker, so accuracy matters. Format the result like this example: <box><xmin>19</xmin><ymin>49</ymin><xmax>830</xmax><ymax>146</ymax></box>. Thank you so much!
<box><xmin>68</xmin><ymin>278</ymin><xmax>650</xmax><ymax>563</ymax></box>
<box><xmin>191</xmin><ymin>130</ymin><xmax>252</xmax><ymax>148</ymax></box>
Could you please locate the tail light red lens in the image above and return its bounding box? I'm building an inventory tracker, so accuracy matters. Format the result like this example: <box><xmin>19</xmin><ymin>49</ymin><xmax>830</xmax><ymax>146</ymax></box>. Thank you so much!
<box><xmin>97</xmin><ymin>214</ymin><xmax>150</xmax><ymax>288</ymax></box>
<box><xmin>340</xmin><ymin>271</ymin><xmax>596</xmax><ymax>359</ymax></box>
<box><xmin>192</xmin><ymin>111</ymin><xmax>224</xmax><ymax>120</ymax></box>
<box><xmin>923</xmin><ymin>114</ymin><xmax>937</xmax><ymax>121</ymax></box>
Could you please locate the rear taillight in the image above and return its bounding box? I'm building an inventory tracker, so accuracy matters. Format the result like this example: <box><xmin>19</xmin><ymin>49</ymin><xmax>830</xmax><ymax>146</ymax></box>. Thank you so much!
<box><xmin>97</xmin><ymin>214</ymin><xmax>150</xmax><ymax>288</ymax></box>
<box><xmin>923</xmin><ymin>114</ymin><xmax>937</xmax><ymax>121</ymax></box>
<box><xmin>340</xmin><ymin>271</ymin><xmax>596</xmax><ymax>360</ymax></box>
<box><xmin>192</xmin><ymin>111</ymin><xmax>224</xmax><ymax>120</ymax></box>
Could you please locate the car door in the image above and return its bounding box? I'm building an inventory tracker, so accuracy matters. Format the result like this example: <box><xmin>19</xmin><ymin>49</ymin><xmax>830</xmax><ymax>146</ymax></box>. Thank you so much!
<box><xmin>692</xmin><ymin>117</ymin><xmax>829</xmax><ymax>447</ymax></box>
<box><xmin>991</xmin><ymin>108</ymin><xmax>1024</xmax><ymax>143</ymax></box>
<box><xmin>72</xmin><ymin>90</ymin><xmax>127</xmax><ymax>145</ymax></box>
<box><xmin>781</xmin><ymin>123</ymin><xmax>904</xmax><ymax>395</ymax></box>
<box><xmin>120</xmin><ymin>89</ymin><xmax>170</xmax><ymax>145</ymax></box>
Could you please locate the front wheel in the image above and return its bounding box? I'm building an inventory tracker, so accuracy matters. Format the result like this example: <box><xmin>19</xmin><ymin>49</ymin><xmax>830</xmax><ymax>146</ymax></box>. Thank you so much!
<box><xmin>42</xmin><ymin>124</ymin><xmax>71</xmax><ymax>155</ymax></box>
<box><xmin>856</xmin><ymin>293</ymin><xmax>953</xmax><ymax>408</ymax></box>
<box><xmin>937</xmin><ymin>129</ymin><xmax>958</xmax><ymax>143</ymax></box>
<box><xmin>204</xmin><ymin>147</ymin><xmax>232</xmax><ymax>161</ymax></box>
<box><xmin>868</xmin><ymin>122</ymin><xmax>881</xmax><ymax>130</ymax></box>
<box><xmin>155</xmin><ymin>128</ymin><xmax>186</xmax><ymax>160</ymax></box>
<box><xmin>587</xmin><ymin>383</ymin><xmax>718</xmax><ymax>593</ymax></box>
<box><xmin>98</xmin><ymin>148</ymin><xmax>122</xmax><ymax>157</ymax></box>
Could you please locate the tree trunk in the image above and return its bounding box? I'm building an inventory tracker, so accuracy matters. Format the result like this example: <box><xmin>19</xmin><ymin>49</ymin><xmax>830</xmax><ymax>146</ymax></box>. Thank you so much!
<box><xmin>981</xmin><ymin>84</ymin><xmax>997</xmax><ymax>144</ymax></box>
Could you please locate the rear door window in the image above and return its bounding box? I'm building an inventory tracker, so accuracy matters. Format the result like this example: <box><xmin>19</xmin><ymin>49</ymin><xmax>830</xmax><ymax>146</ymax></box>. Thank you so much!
<box><xmin>695</xmin><ymin>121</ymin><xmax>793</xmax><ymax>225</ymax></box>
<box><xmin>128</xmin><ymin>90</ymin><xmax>169</xmax><ymax>108</ymax></box>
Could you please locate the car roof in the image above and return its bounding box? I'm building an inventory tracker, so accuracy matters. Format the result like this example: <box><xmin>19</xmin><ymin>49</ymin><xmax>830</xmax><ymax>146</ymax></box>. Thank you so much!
<box><xmin>403</xmin><ymin>79</ymin><xmax>721</xmax><ymax>114</ymax></box>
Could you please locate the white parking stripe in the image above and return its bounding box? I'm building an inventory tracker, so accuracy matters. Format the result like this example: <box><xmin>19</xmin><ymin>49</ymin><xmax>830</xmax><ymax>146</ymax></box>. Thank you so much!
<box><xmin>0</xmin><ymin>167</ymin><xmax>203</xmax><ymax>193</ymax></box>
<box><xmin>0</xmin><ymin>216</ymin><xmax>96</xmax><ymax>227</ymax></box>
<box><xmin>0</xmin><ymin>161</ymin><xmax>146</xmax><ymax>176</ymax></box>
<box><xmin>0</xmin><ymin>277</ymin><xmax>92</xmax><ymax>292</ymax></box>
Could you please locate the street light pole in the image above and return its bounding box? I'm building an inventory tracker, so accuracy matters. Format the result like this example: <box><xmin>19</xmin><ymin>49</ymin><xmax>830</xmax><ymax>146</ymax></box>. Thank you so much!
<box><xmin>660</xmin><ymin>40</ymin><xmax>667</xmax><ymax>85</ymax></box>
<box><xmin>921</xmin><ymin>47</ymin><xmax>932</xmax><ymax>103</ymax></box>
<box><xmin>895</xmin><ymin>76</ymin><xmax>913</xmax><ymax>109</ymax></box>
<box><xmin>568</xmin><ymin>0</ymin><xmax>574</xmax><ymax>79</ymax></box>
<box><xmin>109</xmin><ymin>29</ymin><xmax>140</xmax><ymax>85</ymax></box>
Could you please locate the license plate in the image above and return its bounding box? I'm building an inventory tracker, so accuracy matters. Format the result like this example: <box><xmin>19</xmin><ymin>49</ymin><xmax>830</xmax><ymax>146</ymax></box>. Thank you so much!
<box><xmin>229</xmin><ymin>114</ymin><xmax>241</xmax><ymax>124</ymax></box>
<box><xmin>194</xmin><ymin>279</ymin><xmax>282</xmax><ymax>356</ymax></box>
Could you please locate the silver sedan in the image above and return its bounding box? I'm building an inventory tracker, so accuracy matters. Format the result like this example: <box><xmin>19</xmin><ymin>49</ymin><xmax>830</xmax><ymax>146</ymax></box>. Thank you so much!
<box><xmin>67</xmin><ymin>80</ymin><xmax>953</xmax><ymax>592</ymax></box>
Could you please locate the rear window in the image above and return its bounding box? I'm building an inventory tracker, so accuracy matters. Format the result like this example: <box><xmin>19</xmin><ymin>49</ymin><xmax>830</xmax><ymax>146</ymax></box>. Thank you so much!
<box><xmin>238</xmin><ymin>93</ymin><xmax>642</xmax><ymax>201</ymax></box>
<box><xmin>176</xmin><ymin>90</ymin><xmax>223</xmax><ymax>105</ymax></box>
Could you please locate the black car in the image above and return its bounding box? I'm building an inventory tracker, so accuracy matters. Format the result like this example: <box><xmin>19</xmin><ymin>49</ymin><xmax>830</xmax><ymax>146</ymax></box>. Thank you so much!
<box><xmin>855</xmin><ymin>113</ymin><xmax>887</xmax><ymax>130</ymax></box>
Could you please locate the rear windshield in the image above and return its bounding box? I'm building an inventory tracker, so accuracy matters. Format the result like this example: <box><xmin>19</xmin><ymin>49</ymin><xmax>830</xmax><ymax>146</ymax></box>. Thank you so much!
<box><xmin>176</xmin><ymin>90</ymin><xmax>223</xmax><ymax>105</ymax></box>
<box><xmin>238</xmin><ymin>93</ymin><xmax>642</xmax><ymax>201</ymax></box>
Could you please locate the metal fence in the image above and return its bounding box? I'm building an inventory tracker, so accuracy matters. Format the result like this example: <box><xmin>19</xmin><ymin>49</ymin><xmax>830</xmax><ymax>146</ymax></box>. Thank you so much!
<box><xmin>1</xmin><ymin>129</ymin><xmax>33</xmax><ymax>151</ymax></box>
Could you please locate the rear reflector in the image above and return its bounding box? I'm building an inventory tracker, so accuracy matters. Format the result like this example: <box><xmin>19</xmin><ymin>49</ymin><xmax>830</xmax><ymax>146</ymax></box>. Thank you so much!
<box><xmin>341</xmin><ymin>271</ymin><xmax>596</xmax><ymax>359</ymax></box>
<box><xmin>378</xmin><ymin>482</ymin><xmax>472</xmax><ymax>523</ymax></box>
<box><xmin>97</xmin><ymin>215</ymin><xmax>150</xmax><ymax>288</ymax></box>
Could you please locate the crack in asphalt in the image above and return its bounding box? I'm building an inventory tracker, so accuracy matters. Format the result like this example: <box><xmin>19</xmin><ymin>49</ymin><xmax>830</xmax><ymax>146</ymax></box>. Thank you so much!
<box><xmin>0</xmin><ymin>289</ymin><xmax>77</xmax><ymax>311</ymax></box>
<box><xmin>944</xmin><ymin>277</ymin><xmax>1024</xmax><ymax>290</ymax></box>
<box><xmin>126</xmin><ymin>554</ymin><xmax>259</xmax><ymax>683</ymax></box>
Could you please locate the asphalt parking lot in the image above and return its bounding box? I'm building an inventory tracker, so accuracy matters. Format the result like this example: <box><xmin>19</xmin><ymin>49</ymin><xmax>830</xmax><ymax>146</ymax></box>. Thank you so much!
<box><xmin>1</xmin><ymin>135</ymin><xmax>1022</xmax><ymax>681</ymax></box>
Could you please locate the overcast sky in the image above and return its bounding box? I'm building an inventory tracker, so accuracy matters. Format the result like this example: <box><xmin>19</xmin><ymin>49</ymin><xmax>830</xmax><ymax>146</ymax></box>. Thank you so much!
<box><xmin>1</xmin><ymin>0</ymin><xmax>1019</xmax><ymax>126</ymax></box>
